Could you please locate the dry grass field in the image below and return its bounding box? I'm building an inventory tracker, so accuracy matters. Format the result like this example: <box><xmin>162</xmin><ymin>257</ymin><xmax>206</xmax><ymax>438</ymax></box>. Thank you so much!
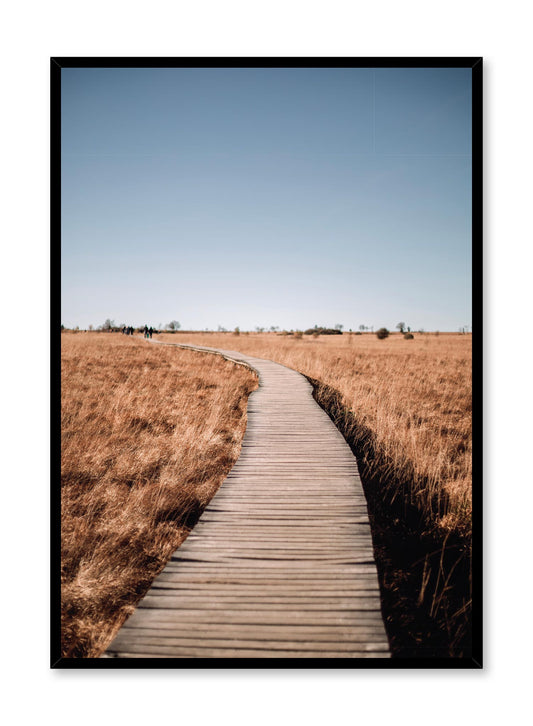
<box><xmin>61</xmin><ymin>329</ymin><xmax>472</xmax><ymax>657</ymax></box>
<box><xmin>158</xmin><ymin>331</ymin><xmax>472</xmax><ymax>536</ymax></box>
<box><xmin>157</xmin><ymin>330</ymin><xmax>473</xmax><ymax>655</ymax></box>
<box><xmin>61</xmin><ymin>333</ymin><xmax>257</xmax><ymax>657</ymax></box>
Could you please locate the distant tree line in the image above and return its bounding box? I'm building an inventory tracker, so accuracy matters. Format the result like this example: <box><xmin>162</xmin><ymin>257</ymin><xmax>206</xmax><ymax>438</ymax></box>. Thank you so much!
<box><xmin>304</xmin><ymin>326</ymin><xmax>342</xmax><ymax>336</ymax></box>
<box><xmin>59</xmin><ymin>318</ymin><xmax>459</xmax><ymax>338</ymax></box>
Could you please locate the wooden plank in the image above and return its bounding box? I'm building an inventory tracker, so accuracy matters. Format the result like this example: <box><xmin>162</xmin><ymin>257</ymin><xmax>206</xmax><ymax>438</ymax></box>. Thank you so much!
<box><xmin>138</xmin><ymin>597</ymin><xmax>382</xmax><ymax>611</ymax></box>
<box><xmin>162</xmin><ymin>566</ymin><xmax>377</xmax><ymax>576</ymax></box>
<box><xmin>160</xmin><ymin>567</ymin><xmax>380</xmax><ymax>577</ymax></box>
<box><xmin>153</xmin><ymin>576</ymin><xmax>380</xmax><ymax>586</ymax></box>
<box><xmin>117</xmin><ymin>610</ymin><xmax>385</xmax><ymax>626</ymax></box>
<box><xmin>109</xmin><ymin>636</ymin><xmax>390</xmax><ymax>653</ymax></box>
<box><xmin>152</xmin><ymin>580</ymin><xmax>379</xmax><ymax>600</ymax></box>
<box><xmin>167</xmin><ymin>559</ymin><xmax>376</xmax><ymax>568</ymax></box>
<box><xmin>116</xmin><ymin>624</ymin><xmax>389</xmax><ymax>639</ymax></box>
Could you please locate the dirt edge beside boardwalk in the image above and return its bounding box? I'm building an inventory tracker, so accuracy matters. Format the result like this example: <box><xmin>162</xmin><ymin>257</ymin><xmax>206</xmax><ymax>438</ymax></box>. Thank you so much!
<box><xmin>308</xmin><ymin>377</ymin><xmax>472</xmax><ymax>659</ymax></box>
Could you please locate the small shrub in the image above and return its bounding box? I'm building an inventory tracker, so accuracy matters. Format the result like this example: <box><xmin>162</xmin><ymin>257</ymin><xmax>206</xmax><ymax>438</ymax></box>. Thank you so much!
<box><xmin>293</xmin><ymin>331</ymin><xmax>303</xmax><ymax>339</ymax></box>
<box><xmin>376</xmin><ymin>328</ymin><xmax>390</xmax><ymax>340</ymax></box>
<box><xmin>404</xmin><ymin>333</ymin><xmax>414</xmax><ymax>340</ymax></box>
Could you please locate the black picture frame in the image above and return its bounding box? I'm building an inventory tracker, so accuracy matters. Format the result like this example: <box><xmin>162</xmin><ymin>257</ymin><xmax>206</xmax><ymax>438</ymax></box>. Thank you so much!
<box><xmin>51</xmin><ymin>56</ymin><xmax>482</xmax><ymax>669</ymax></box>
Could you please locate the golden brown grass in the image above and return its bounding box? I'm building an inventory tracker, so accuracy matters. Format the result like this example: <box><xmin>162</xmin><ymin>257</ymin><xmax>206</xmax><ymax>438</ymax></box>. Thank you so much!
<box><xmin>158</xmin><ymin>331</ymin><xmax>472</xmax><ymax>538</ymax></box>
<box><xmin>61</xmin><ymin>333</ymin><xmax>257</xmax><ymax>657</ymax></box>
<box><xmin>61</xmin><ymin>329</ymin><xmax>472</xmax><ymax>657</ymax></box>
<box><xmin>157</xmin><ymin>330</ymin><xmax>473</xmax><ymax>656</ymax></box>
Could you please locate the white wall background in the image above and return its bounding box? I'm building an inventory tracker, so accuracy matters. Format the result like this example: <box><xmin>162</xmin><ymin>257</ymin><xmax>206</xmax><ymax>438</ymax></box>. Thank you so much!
<box><xmin>1</xmin><ymin>2</ymin><xmax>529</xmax><ymax>724</ymax></box>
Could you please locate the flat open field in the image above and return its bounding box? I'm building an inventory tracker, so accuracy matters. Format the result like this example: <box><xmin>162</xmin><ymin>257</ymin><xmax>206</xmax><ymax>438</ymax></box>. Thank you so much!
<box><xmin>61</xmin><ymin>333</ymin><xmax>257</xmax><ymax>657</ymax></box>
<box><xmin>158</xmin><ymin>331</ymin><xmax>472</xmax><ymax>537</ymax></box>
<box><xmin>61</xmin><ymin>330</ymin><xmax>472</xmax><ymax>657</ymax></box>
<box><xmin>157</xmin><ymin>331</ymin><xmax>473</xmax><ymax>656</ymax></box>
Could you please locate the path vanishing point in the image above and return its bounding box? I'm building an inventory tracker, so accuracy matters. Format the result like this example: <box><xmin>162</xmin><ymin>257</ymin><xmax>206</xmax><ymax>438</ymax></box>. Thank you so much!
<box><xmin>103</xmin><ymin>342</ymin><xmax>390</xmax><ymax>659</ymax></box>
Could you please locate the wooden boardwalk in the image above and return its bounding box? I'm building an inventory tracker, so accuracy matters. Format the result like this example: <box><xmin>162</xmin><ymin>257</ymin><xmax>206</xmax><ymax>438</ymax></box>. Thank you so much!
<box><xmin>103</xmin><ymin>342</ymin><xmax>390</xmax><ymax>659</ymax></box>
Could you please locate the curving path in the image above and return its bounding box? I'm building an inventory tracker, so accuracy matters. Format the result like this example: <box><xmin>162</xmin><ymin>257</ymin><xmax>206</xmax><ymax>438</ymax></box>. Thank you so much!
<box><xmin>103</xmin><ymin>342</ymin><xmax>390</xmax><ymax>659</ymax></box>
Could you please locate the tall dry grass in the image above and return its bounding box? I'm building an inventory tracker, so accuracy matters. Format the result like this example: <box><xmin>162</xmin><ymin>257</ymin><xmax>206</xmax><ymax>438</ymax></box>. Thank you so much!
<box><xmin>158</xmin><ymin>331</ymin><xmax>472</xmax><ymax>536</ymax></box>
<box><xmin>61</xmin><ymin>333</ymin><xmax>257</xmax><ymax>657</ymax></box>
<box><xmin>62</xmin><ymin>330</ymin><xmax>472</xmax><ymax>657</ymax></box>
<box><xmin>157</xmin><ymin>331</ymin><xmax>473</xmax><ymax>655</ymax></box>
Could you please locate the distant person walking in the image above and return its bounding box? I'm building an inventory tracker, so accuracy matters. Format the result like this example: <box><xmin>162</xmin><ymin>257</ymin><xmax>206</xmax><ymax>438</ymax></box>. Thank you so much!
<box><xmin>143</xmin><ymin>325</ymin><xmax>148</xmax><ymax>338</ymax></box>
<box><xmin>149</xmin><ymin>327</ymin><xmax>153</xmax><ymax>339</ymax></box>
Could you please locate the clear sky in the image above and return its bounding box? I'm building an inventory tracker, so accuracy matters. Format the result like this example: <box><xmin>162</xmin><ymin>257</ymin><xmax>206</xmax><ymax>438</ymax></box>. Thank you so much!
<box><xmin>61</xmin><ymin>67</ymin><xmax>472</xmax><ymax>332</ymax></box>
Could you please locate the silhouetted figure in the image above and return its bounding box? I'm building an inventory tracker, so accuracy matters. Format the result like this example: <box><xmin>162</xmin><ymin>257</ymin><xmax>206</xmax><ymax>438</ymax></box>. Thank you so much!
<box><xmin>149</xmin><ymin>327</ymin><xmax>153</xmax><ymax>339</ymax></box>
<box><xmin>143</xmin><ymin>325</ymin><xmax>148</xmax><ymax>338</ymax></box>
<box><xmin>122</xmin><ymin>326</ymin><xmax>126</xmax><ymax>335</ymax></box>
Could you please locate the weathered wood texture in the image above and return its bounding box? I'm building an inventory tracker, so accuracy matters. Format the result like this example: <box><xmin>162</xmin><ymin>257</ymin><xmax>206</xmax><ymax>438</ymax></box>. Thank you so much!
<box><xmin>103</xmin><ymin>342</ymin><xmax>390</xmax><ymax>659</ymax></box>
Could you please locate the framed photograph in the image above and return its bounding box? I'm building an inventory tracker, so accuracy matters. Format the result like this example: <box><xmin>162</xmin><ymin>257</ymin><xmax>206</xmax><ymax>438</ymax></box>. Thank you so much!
<box><xmin>52</xmin><ymin>57</ymin><xmax>481</xmax><ymax>668</ymax></box>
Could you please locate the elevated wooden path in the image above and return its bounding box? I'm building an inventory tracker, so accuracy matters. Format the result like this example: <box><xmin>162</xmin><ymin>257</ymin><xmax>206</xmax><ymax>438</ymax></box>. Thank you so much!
<box><xmin>104</xmin><ymin>342</ymin><xmax>390</xmax><ymax>659</ymax></box>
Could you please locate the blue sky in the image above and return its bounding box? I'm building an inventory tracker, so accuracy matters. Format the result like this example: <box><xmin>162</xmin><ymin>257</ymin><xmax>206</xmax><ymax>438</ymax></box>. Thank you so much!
<box><xmin>61</xmin><ymin>67</ymin><xmax>472</xmax><ymax>331</ymax></box>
